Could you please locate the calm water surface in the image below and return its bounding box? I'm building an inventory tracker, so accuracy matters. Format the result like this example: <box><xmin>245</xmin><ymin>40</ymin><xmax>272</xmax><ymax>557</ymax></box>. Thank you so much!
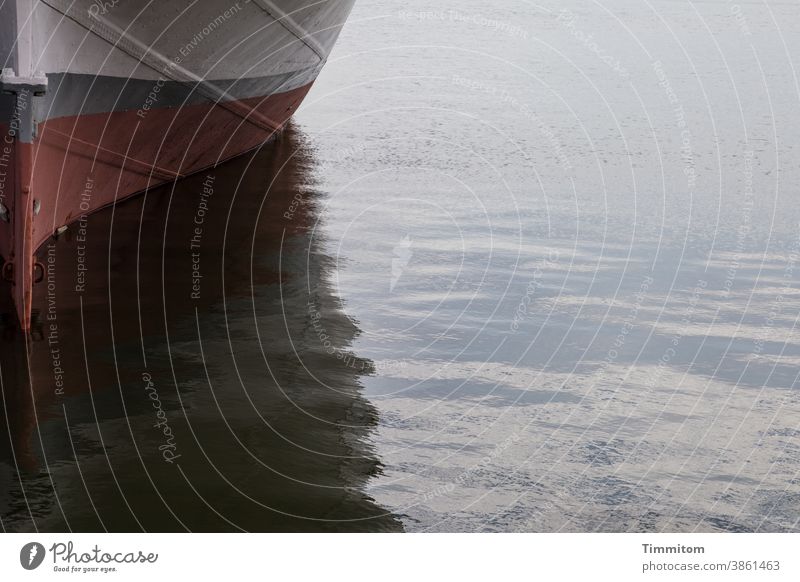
<box><xmin>2</xmin><ymin>0</ymin><xmax>800</xmax><ymax>532</ymax></box>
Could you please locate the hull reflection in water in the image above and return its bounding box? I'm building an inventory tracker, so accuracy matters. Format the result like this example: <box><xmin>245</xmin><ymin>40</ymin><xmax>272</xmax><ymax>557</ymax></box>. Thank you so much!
<box><xmin>0</xmin><ymin>127</ymin><xmax>402</xmax><ymax>532</ymax></box>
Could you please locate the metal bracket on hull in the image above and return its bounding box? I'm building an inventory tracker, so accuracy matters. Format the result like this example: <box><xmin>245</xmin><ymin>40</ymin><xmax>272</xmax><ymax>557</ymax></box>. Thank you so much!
<box><xmin>0</xmin><ymin>68</ymin><xmax>48</xmax><ymax>96</ymax></box>
<box><xmin>0</xmin><ymin>68</ymin><xmax>48</xmax><ymax>143</ymax></box>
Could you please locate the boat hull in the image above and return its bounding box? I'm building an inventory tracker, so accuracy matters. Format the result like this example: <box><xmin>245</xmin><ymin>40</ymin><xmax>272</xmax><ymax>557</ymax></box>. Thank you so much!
<box><xmin>0</xmin><ymin>0</ymin><xmax>355</xmax><ymax>329</ymax></box>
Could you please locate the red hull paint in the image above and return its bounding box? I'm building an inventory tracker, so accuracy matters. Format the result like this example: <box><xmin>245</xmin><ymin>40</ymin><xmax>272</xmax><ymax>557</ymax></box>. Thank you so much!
<box><xmin>1</xmin><ymin>81</ymin><xmax>314</xmax><ymax>329</ymax></box>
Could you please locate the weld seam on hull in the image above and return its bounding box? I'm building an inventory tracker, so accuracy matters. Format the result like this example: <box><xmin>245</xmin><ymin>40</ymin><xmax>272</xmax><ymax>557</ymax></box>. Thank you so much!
<box><xmin>249</xmin><ymin>0</ymin><xmax>327</xmax><ymax>62</ymax></box>
<box><xmin>42</xmin><ymin>126</ymin><xmax>183</xmax><ymax>181</ymax></box>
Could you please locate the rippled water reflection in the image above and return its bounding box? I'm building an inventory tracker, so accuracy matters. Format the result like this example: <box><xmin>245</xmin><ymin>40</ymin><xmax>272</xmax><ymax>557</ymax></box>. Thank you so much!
<box><xmin>298</xmin><ymin>0</ymin><xmax>800</xmax><ymax>532</ymax></box>
<box><xmin>0</xmin><ymin>130</ymin><xmax>401</xmax><ymax>532</ymax></box>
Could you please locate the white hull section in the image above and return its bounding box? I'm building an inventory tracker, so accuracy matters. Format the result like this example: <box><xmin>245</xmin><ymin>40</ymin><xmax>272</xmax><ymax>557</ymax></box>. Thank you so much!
<box><xmin>8</xmin><ymin>0</ymin><xmax>354</xmax><ymax>85</ymax></box>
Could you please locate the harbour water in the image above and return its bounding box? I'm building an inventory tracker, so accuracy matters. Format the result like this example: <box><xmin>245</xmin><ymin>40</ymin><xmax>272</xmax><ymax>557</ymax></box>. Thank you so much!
<box><xmin>2</xmin><ymin>0</ymin><xmax>800</xmax><ymax>532</ymax></box>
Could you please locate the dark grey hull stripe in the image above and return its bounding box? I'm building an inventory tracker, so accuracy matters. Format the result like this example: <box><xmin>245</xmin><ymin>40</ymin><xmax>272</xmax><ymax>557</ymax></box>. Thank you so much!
<box><xmin>0</xmin><ymin>67</ymin><xmax>320</xmax><ymax>125</ymax></box>
<box><xmin>0</xmin><ymin>94</ymin><xmax>16</xmax><ymax>129</ymax></box>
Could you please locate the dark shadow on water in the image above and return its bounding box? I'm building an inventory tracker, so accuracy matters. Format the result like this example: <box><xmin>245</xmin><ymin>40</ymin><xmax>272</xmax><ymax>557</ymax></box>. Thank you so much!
<box><xmin>0</xmin><ymin>126</ymin><xmax>403</xmax><ymax>532</ymax></box>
